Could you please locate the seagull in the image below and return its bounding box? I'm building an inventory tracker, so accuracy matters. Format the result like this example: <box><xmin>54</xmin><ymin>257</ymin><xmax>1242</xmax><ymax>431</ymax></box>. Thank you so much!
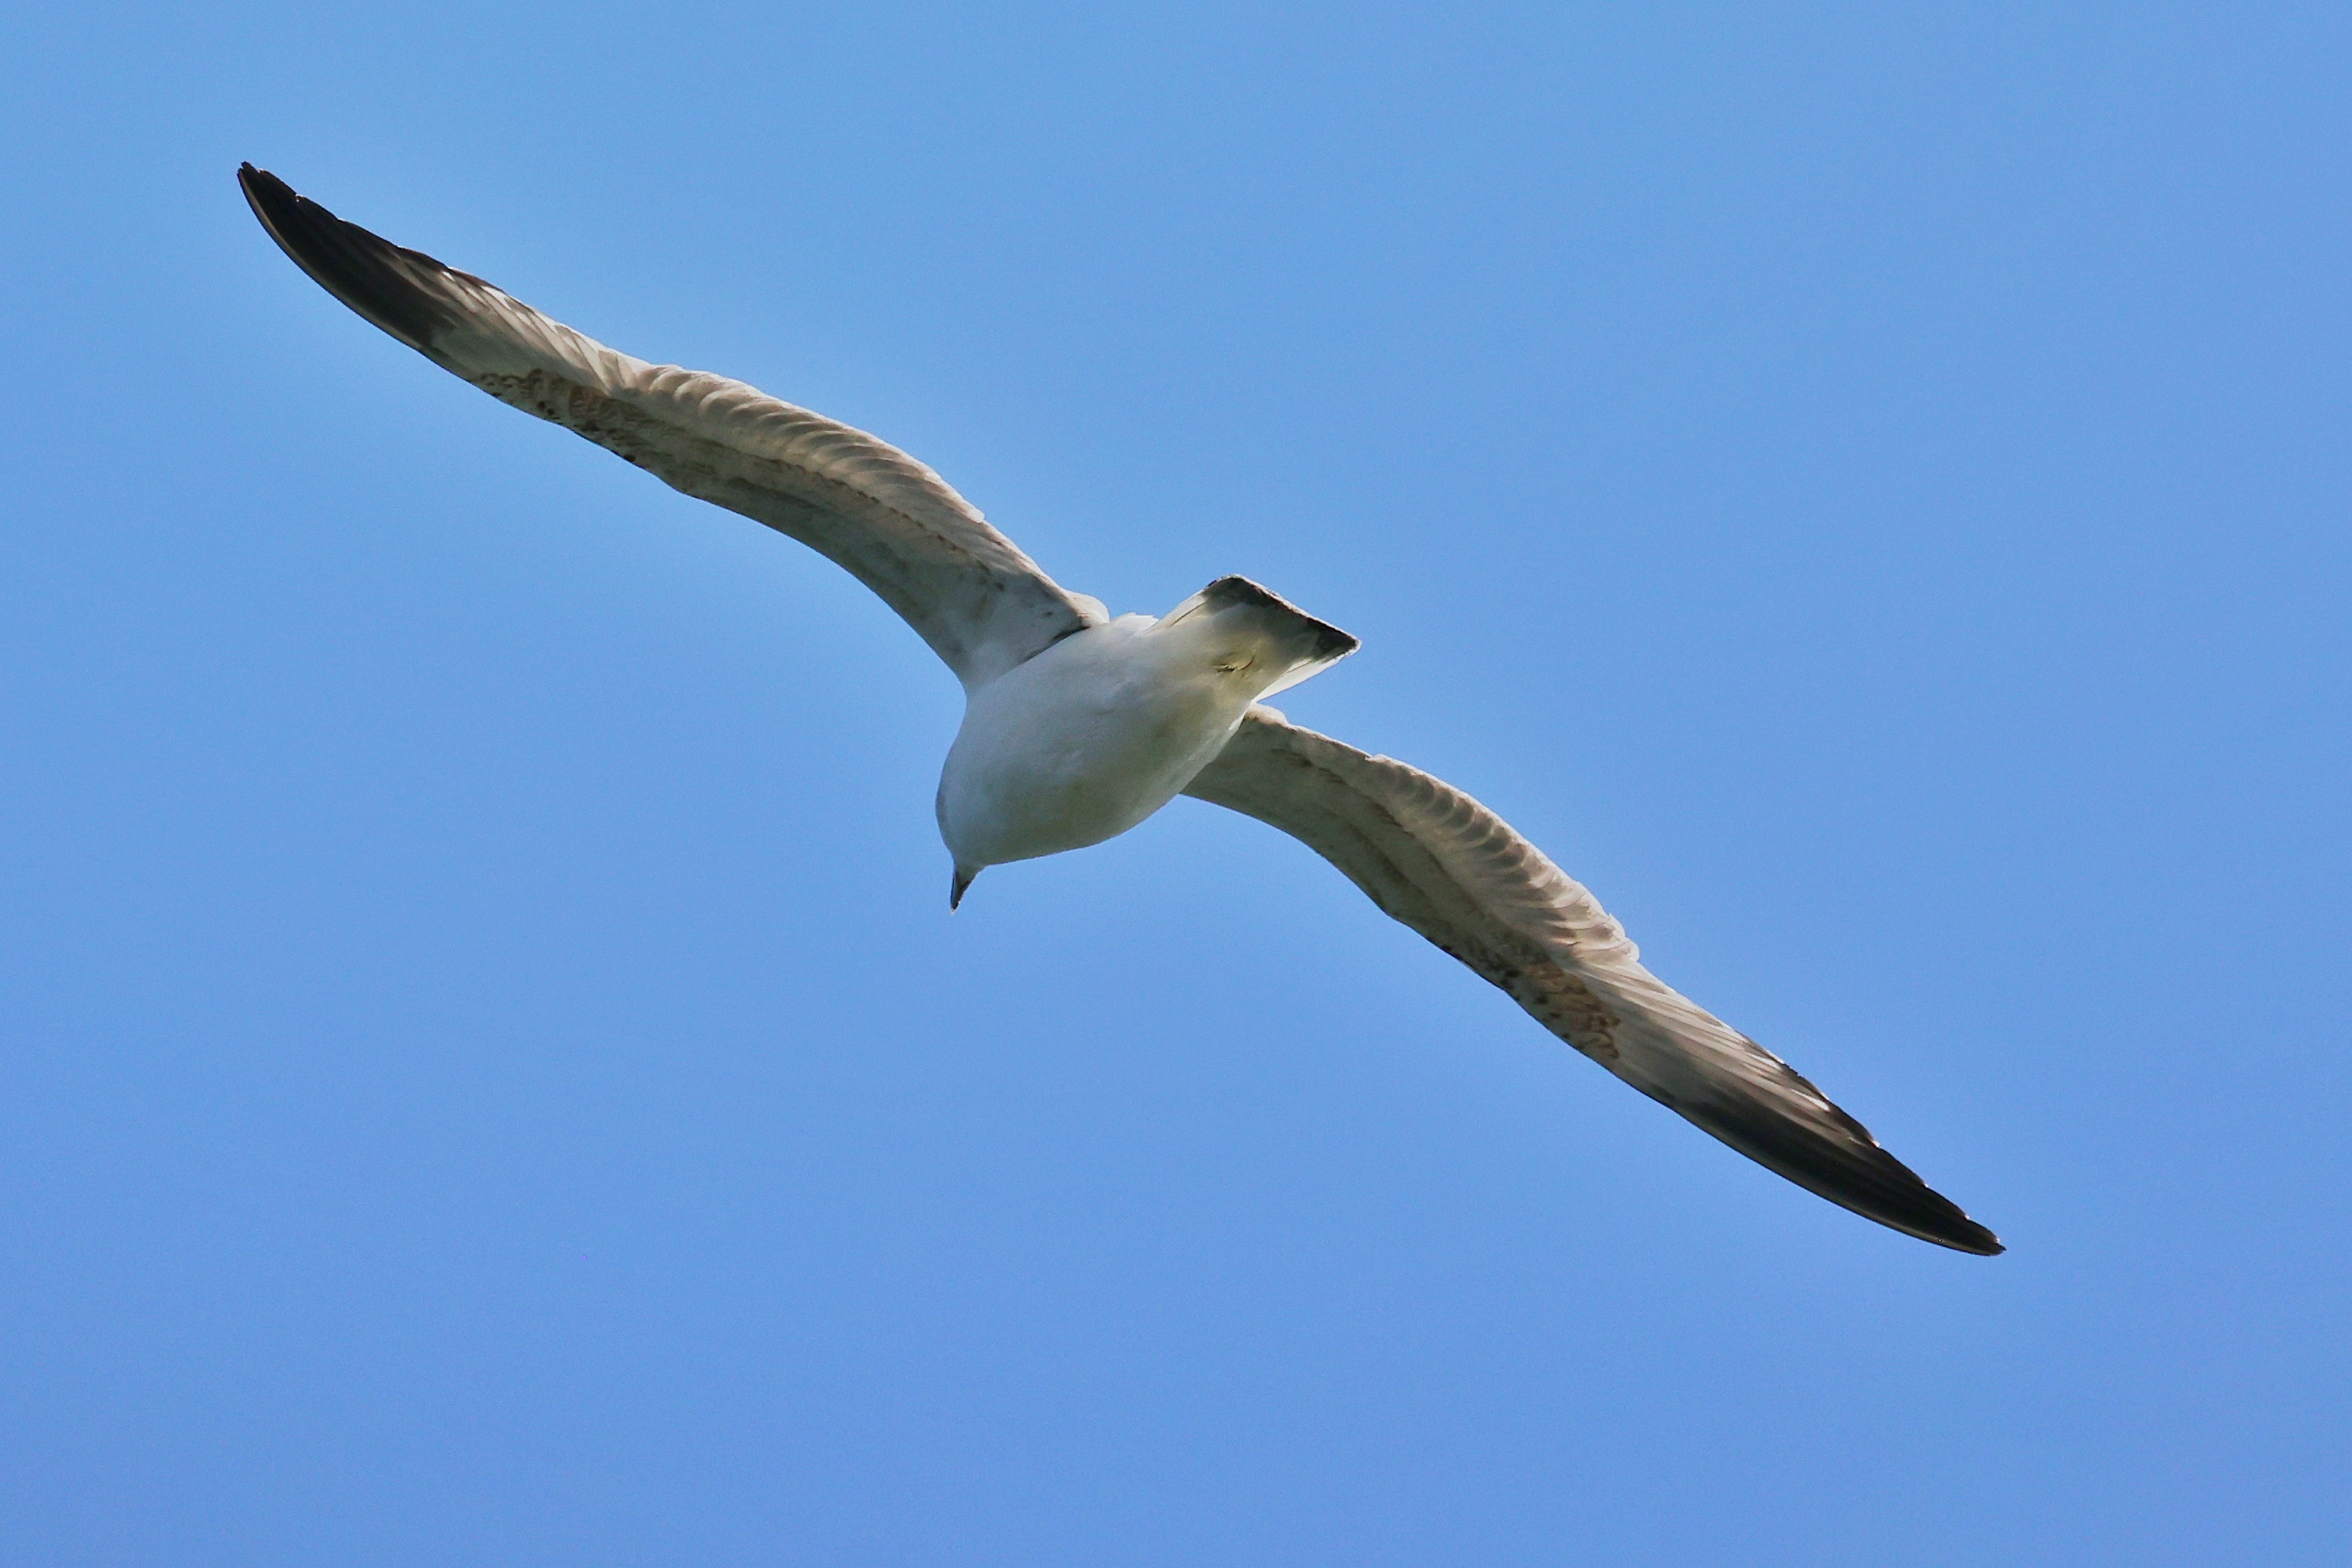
<box><xmin>238</xmin><ymin>164</ymin><xmax>2002</xmax><ymax>1255</ymax></box>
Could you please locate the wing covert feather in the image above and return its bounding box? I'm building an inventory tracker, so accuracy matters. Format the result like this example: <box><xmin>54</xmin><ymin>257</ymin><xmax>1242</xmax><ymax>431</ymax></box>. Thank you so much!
<box><xmin>239</xmin><ymin>164</ymin><xmax>1100</xmax><ymax>687</ymax></box>
<box><xmin>1184</xmin><ymin>708</ymin><xmax>2001</xmax><ymax>1254</ymax></box>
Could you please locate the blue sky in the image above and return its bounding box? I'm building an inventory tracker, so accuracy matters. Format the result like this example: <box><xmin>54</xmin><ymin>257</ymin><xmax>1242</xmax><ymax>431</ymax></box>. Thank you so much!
<box><xmin>3</xmin><ymin>3</ymin><xmax>2347</xmax><ymax>1562</ymax></box>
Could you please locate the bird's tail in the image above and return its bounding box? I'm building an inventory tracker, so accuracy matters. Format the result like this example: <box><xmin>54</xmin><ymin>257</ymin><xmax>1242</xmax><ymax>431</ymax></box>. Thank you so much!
<box><xmin>1155</xmin><ymin>576</ymin><xmax>1359</xmax><ymax>698</ymax></box>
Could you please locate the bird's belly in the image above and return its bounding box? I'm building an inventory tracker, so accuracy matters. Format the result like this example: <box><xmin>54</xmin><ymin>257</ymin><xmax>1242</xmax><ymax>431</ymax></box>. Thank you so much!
<box><xmin>935</xmin><ymin>623</ymin><xmax>1247</xmax><ymax>868</ymax></box>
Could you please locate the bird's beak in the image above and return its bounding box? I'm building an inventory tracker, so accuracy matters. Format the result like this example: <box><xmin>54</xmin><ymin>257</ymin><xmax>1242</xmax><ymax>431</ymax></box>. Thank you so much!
<box><xmin>950</xmin><ymin>864</ymin><xmax>979</xmax><ymax>909</ymax></box>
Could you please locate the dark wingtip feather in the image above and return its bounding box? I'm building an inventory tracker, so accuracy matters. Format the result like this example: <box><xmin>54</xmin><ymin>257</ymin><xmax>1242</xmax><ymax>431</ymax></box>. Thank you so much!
<box><xmin>1679</xmin><ymin>1091</ymin><xmax>2004</xmax><ymax>1255</ymax></box>
<box><xmin>236</xmin><ymin>163</ymin><xmax>472</xmax><ymax>356</ymax></box>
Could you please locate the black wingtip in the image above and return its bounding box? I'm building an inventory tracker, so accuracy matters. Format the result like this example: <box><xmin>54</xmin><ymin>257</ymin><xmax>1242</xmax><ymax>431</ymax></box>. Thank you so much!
<box><xmin>1665</xmin><ymin>1065</ymin><xmax>2004</xmax><ymax>1255</ymax></box>
<box><xmin>1861</xmin><ymin>1157</ymin><xmax>2003</xmax><ymax>1256</ymax></box>
<box><xmin>1938</xmin><ymin>1210</ymin><xmax>2005</xmax><ymax>1256</ymax></box>
<box><xmin>1910</xmin><ymin>1206</ymin><xmax>2003</xmax><ymax>1256</ymax></box>
<box><xmin>236</xmin><ymin>163</ymin><xmax>472</xmax><ymax>355</ymax></box>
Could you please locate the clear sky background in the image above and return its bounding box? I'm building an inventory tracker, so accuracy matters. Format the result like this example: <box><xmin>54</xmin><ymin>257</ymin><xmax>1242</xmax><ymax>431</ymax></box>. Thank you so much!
<box><xmin>3</xmin><ymin>3</ymin><xmax>2347</xmax><ymax>1563</ymax></box>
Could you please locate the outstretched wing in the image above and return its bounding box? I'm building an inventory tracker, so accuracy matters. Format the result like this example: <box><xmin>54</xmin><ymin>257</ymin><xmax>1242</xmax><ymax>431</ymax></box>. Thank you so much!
<box><xmin>239</xmin><ymin>164</ymin><xmax>1101</xmax><ymax>688</ymax></box>
<box><xmin>1183</xmin><ymin>708</ymin><xmax>2001</xmax><ymax>1253</ymax></box>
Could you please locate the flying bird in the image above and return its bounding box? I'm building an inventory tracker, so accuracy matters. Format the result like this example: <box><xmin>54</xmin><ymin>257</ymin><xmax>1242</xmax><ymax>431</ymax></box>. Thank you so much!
<box><xmin>237</xmin><ymin>164</ymin><xmax>2001</xmax><ymax>1255</ymax></box>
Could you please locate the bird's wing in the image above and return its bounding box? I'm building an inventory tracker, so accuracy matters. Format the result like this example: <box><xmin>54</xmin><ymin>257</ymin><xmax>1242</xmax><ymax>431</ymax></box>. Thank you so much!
<box><xmin>1182</xmin><ymin>707</ymin><xmax>2001</xmax><ymax>1253</ymax></box>
<box><xmin>239</xmin><ymin>165</ymin><xmax>1101</xmax><ymax>688</ymax></box>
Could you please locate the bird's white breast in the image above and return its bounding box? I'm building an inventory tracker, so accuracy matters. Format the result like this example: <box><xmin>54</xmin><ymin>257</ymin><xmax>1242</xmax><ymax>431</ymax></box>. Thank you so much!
<box><xmin>935</xmin><ymin>613</ymin><xmax>1269</xmax><ymax>869</ymax></box>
